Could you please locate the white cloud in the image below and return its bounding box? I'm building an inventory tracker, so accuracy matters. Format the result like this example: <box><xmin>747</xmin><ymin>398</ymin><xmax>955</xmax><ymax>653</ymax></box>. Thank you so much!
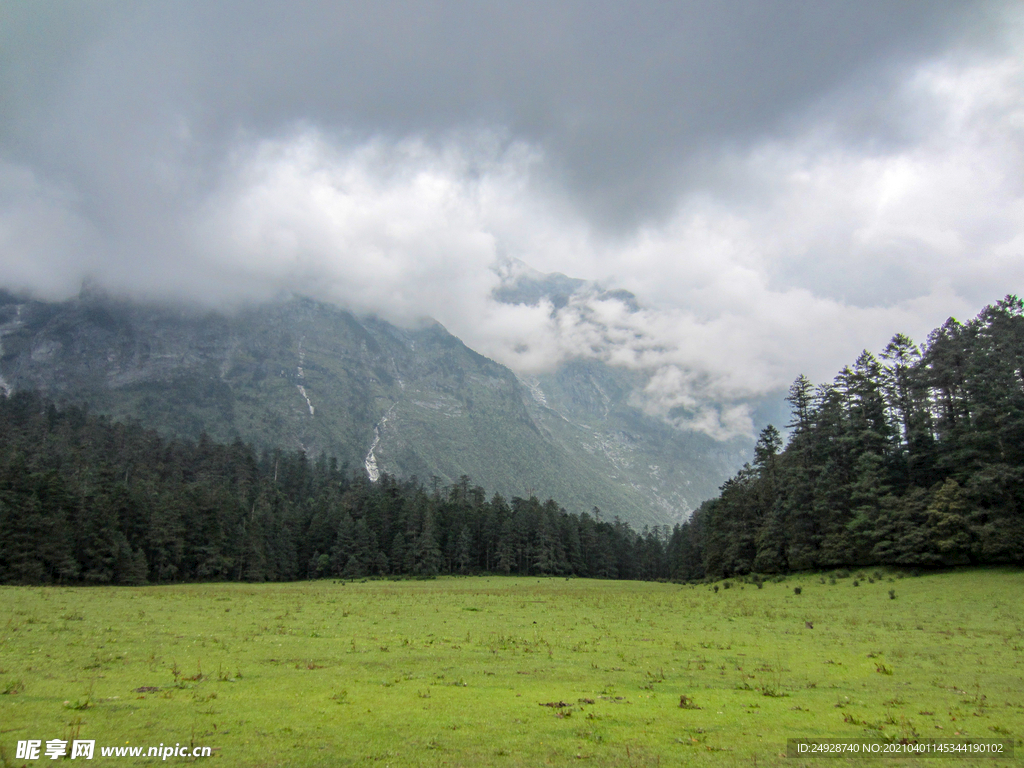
<box><xmin>198</xmin><ymin>134</ymin><xmax>505</xmax><ymax>316</ymax></box>
<box><xmin>1</xmin><ymin>8</ymin><xmax>1022</xmax><ymax>441</ymax></box>
<box><xmin>0</xmin><ymin>162</ymin><xmax>98</xmax><ymax>299</ymax></box>
<box><xmin>490</xmin><ymin>20</ymin><xmax>1022</xmax><ymax>434</ymax></box>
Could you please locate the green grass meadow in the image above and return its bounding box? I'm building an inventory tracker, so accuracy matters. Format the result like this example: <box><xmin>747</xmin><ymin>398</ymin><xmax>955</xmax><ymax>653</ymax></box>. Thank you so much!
<box><xmin>2</xmin><ymin>570</ymin><xmax>1022</xmax><ymax>767</ymax></box>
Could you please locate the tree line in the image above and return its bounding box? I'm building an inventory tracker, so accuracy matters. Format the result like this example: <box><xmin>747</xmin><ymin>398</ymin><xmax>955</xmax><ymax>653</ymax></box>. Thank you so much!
<box><xmin>2</xmin><ymin>296</ymin><xmax>1020</xmax><ymax>585</ymax></box>
<box><xmin>673</xmin><ymin>296</ymin><xmax>1024</xmax><ymax>579</ymax></box>
<box><xmin>0</xmin><ymin>390</ymin><xmax>672</xmax><ymax>584</ymax></box>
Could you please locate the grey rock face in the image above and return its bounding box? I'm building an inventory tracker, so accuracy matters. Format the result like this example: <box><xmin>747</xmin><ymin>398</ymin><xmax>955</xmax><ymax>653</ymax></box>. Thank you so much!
<box><xmin>0</xmin><ymin>291</ymin><xmax>746</xmax><ymax>526</ymax></box>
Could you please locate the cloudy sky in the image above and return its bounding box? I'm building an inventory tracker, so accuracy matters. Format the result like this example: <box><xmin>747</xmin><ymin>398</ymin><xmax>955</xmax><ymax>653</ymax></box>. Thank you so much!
<box><xmin>1</xmin><ymin>0</ymin><xmax>1021</xmax><ymax>438</ymax></box>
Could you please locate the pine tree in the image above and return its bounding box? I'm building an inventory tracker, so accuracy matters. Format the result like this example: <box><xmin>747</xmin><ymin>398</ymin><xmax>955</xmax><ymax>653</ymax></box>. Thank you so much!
<box><xmin>454</xmin><ymin>526</ymin><xmax>473</xmax><ymax>573</ymax></box>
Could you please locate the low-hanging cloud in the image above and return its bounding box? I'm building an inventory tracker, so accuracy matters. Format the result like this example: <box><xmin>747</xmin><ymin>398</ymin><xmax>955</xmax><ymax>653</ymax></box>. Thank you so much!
<box><xmin>0</xmin><ymin>161</ymin><xmax>99</xmax><ymax>298</ymax></box>
<box><xmin>1</xmin><ymin>3</ymin><xmax>1022</xmax><ymax>440</ymax></box>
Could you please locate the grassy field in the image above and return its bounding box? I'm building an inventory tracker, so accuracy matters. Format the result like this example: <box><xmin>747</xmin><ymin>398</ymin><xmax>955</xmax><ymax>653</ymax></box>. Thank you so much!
<box><xmin>1</xmin><ymin>570</ymin><xmax>1022</xmax><ymax>767</ymax></box>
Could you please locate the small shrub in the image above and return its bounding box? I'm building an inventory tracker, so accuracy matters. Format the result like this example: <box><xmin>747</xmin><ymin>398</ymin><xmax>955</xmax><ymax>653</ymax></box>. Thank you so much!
<box><xmin>835</xmin><ymin>569</ymin><xmax>851</xmax><ymax>579</ymax></box>
<box><xmin>793</xmin><ymin>587</ymin><xmax>802</xmax><ymax>595</ymax></box>
<box><xmin>756</xmin><ymin>581</ymin><xmax>763</xmax><ymax>589</ymax></box>
<box><xmin>63</xmin><ymin>694</ymin><xmax>91</xmax><ymax>711</ymax></box>
<box><xmin>713</xmin><ymin>585</ymin><xmax>719</xmax><ymax>593</ymax></box>
<box><xmin>829</xmin><ymin>577</ymin><xmax>836</xmax><ymax>585</ymax></box>
<box><xmin>852</xmin><ymin>580</ymin><xmax>859</xmax><ymax>587</ymax></box>
<box><xmin>888</xmin><ymin>589</ymin><xmax>896</xmax><ymax>600</ymax></box>
<box><xmin>722</xmin><ymin>581</ymin><xmax>732</xmax><ymax>590</ymax></box>
<box><xmin>679</xmin><ymin>694</ymin><xmax>701</xmax><ymax>709</ymax></box>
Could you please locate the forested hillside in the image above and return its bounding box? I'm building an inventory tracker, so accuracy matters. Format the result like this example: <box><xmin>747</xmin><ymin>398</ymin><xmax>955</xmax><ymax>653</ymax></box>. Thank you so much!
<box><xmin>0</xmin><ymin>292</ymin><xmax>745</xmax><ymax>527</ymax></box>
<box><xmin>673</xmin><ymin>296</ymin><xmax>1024</xmax><ymax>579</ymax></box>
<box><xmin>0</xmin><ymin>391</ymin><xmax>671</xmax><ymax>584</ymax></box>
<box><xmin>3</xmin><ymin>297</ymin><xmax>1020</xmax><ymax>586</ymax></box>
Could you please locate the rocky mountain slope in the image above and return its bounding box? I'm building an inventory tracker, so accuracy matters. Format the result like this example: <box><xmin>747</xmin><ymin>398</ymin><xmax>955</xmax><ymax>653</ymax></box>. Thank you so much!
<box><xmin>0</xmin><ymin>290</ymin><xmax>749</xmax><ymax>526</ymax></box>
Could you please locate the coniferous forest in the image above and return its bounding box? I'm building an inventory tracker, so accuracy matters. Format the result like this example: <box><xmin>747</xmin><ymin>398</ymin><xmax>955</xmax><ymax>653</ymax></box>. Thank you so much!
<box><xmin>676</xmin><ymin>295</ymin><xmax>1024</xmax><ymax>579</ymax></box>
<box><xmin>0</xmin><ymin>296</ymin><xmax>1021</xmax><ymax>585</ymax></box>
<box><xmin>0</xmin><ymin>390</ymin><xmax>662</xmax><ymax>585</ymax></box>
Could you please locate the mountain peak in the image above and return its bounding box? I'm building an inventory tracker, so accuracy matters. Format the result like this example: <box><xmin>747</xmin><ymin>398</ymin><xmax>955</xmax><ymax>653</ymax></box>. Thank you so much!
<box><xmin>0</xmin><ymin>293</ymin><xmax>748</xmax><ymax>525</ymax></box>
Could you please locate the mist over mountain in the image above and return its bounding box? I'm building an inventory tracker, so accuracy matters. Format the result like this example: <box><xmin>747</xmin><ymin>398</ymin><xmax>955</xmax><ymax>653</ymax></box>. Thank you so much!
<box><xmin>3</xmin><ymin>2</ymin><xmax>1021</xmax><ymax>528</ymax></box>
<box><xmin>0</xmin><ymin>287</ymin><xmax>751</xmax><ymax>527</ymax></box>
<box><xmin>4</xmin><ymin>3</ymin><xmax>1021</xmax><ymax>447</ymax></box>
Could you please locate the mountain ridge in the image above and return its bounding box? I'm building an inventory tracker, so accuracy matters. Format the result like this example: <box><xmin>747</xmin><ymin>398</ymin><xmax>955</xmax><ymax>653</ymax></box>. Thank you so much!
<box><xmin>0</xmin><ymin>289</ymin><xmax>749</xmax><ymax>526</ymax></box>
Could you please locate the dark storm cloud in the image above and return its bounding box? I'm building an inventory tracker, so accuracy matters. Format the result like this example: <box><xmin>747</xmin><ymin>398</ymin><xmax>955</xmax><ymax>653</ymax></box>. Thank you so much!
<box><xmin>0</xmin><ymin>0</ymin><xmax>985</xmax><ymax>223</ymax></box>
<box><xmin>1</xmin><ymin>0</ymin><xmax>1021</xmax><ymax>439</ymax></box>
